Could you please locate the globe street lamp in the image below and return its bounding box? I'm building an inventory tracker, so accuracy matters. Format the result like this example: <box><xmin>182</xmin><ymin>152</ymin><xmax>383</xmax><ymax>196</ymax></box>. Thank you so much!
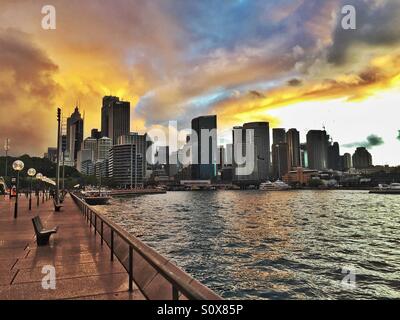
<box><xmin>12</xmin><ymin>160</ymin><xmax>24</xmax><ymax>219</ymax></box>
<box><xmin>27</xmin><ymin>168</ymin><xmax>36</xmax><ymax>211</ymax></box>
<box><xmin>36</xmin><ymin>173</ymin><xmax>43</xmax><ymax>207</ymax></box>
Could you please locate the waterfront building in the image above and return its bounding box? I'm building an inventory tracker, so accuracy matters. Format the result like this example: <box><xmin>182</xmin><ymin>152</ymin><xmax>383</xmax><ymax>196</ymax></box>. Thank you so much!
<box><xmin>66</xmin><ymin>106</ymin><xmax>84</xmax><ymax>165</ymax></box>
<box><xmin>191</xmin><ymin>115</ymin><xmax>218</xmax><ymax>180</ymax></box>
<box><xmin>283</xmin><ymin>167</ymin><xmax>319</xmax><ymax>186</ymax></box>
<box><xmin>286</xmin><ymin>128</ymin><xmax>301</xmax><ymax>169</ymax></box>
<box><xmin>271</xmin><ymin>142</ymin><xmax>290</xmax><ymax>179</ymax></box>
<box><xmin>300</xmin><ymin>143</ymin><xmax>308</xmax><ymax>168</ymax></box>
<box><xmin>341</xmin><ymin>153</ymin><xmax>352</xmax><ymax>171</ymax></box>
<box><xmin>101</xmin><ymin>96</ymin><xmax>130</xmax><ymax>145</ymax></box>
<box><xmin>352</xmin><ymin>147</ymin><xmax>373</xmax><ymax>169</ymax></box>
<box><xmin>233</xmin><ymin>122</ymin><xmax>270</xmax><ymax>184</ymax></box>
<box><xmin>108</xmin><ymin>144</ymin><xmax>144</xmax><ymax>188</ymax></box>
<box><xmin>328</xmin><ymin>141</ymin><xmax>341</xmax><ymax>170</ymax></box>
<box><xmin>117</xmin><ymin>133</ymin><xmax>147</xmax><ymax>179</ymax></box>
<box><xmin>306</xmin><ymin>130</ymin><xmax>329</xmax><ymax>170</ymax></box>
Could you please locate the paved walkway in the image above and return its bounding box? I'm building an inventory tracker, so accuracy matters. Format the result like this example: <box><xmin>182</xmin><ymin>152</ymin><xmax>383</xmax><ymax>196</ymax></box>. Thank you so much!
<box><xmin>0</xmin><ymin>194</ymin><xmax>145</xmax><ymax>300</ymax></box>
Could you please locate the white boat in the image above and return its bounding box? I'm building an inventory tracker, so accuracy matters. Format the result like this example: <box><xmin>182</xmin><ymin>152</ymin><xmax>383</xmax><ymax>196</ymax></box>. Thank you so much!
<box><xmin>378</xmin><ymin>183</ymin><xmax>400</xmax><ymax>190</ymax></box>
<box><xmin>260</xmin><ymin>180</ymin><xmax>291</xmax><ymax>191</ymax></box>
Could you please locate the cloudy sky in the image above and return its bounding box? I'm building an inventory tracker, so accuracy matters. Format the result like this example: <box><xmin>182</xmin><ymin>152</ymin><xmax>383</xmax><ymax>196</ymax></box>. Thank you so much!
<box><xmin>0</xmin><ymin>0</ymin><xmax>399</xmax><ymax>165</ymax></box>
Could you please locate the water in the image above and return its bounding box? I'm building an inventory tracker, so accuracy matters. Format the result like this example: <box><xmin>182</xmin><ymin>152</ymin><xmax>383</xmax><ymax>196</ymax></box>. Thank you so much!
<box><xmin>96</xmin><ymin>190</ymin><xmax>400</xmax><ymax>299</ymax></box>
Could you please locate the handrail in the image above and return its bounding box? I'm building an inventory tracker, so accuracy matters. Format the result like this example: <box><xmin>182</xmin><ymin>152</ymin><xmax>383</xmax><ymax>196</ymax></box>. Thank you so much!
<box><xmin>70</xmin><ymin>192</ymin><xmax>221</xmax><ymax>300</ymax></box>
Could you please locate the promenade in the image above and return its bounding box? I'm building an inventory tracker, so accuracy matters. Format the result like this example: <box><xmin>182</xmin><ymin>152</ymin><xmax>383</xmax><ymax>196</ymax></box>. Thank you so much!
<box><xmin>0</xmin><ymin>194</ymin><xmax>145</xmax><ymax>300</ymax></box>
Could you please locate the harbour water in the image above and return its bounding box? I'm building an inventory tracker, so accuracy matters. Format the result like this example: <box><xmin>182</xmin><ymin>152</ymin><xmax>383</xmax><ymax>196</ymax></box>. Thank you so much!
<box><xmin>96</xmin><ymin>190</ymin><xmax>400</xmax><ymax>299</ymax></box>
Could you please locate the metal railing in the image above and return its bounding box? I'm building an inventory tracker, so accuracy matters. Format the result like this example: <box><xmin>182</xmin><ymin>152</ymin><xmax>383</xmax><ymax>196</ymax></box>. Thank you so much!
<box><xmin>70</xmin><ymin>192</ymin><xmax>221</xmax><ymax>300</ymax></box>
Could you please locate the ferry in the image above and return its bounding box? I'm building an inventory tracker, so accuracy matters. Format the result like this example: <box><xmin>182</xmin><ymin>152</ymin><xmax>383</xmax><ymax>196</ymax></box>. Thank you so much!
<box><xmin>369</xmin><ymin>183</ymin><xmax>400</xmax><ymax>194</ymax></box>
<box><xmin>260</xmin><ymin>180</ymin><xmax>291</xmax><ymax>191</ymax></box>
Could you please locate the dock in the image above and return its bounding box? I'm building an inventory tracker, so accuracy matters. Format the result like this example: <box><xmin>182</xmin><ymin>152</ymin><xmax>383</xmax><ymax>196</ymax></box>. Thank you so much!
<box><xmin>0</xmin><ymin>194</ymin><xmax>221</xmax><ymax>300</ymax></box>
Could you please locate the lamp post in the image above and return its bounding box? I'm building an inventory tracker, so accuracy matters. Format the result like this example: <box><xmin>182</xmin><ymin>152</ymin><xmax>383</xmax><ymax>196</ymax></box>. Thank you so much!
<box><xmin>12</xmin><ymin>160</ymin><xmax>24</xmax><ymax>219</ymax></box>
<box><xmin>42</xmin><ymin>176</ymin><xmax>47</xmax><ymax>202</ymax></box>
<box><xmin>27</xmin><ymin>168</ymin><xmax>36</xmax><ymax>211</ymax></box>
<box><xmin>36</xmin><ymin>173</ymin><xmax>43</xmax><ymax>207</ymax></box>
<box><xmin>4</xmin><ymin>139</ymin><xmax>10</xmax><ymax>184</ymax></box>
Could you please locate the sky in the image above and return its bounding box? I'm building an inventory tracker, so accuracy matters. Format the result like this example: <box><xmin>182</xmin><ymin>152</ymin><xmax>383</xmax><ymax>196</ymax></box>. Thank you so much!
<box><xmin>0</xmin><ymin>0</ymin><xmax>399</xmax><ymax>165</ymax></box>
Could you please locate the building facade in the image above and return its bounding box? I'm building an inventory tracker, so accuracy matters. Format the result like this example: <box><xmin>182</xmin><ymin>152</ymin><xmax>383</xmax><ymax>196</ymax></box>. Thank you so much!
<box><xmin>306</xmin><ymin>130</ymin><xmax>329</xmax><ymax>171</ymax></box>
<box><xmin>191</xmin><ymin>115</ymin><xmax>218</xmax><ymax>180</ymax></box>
<box><xmin>101</xmin><ymin>96</ymin><xmax>130</xmax><ymax>145</ymax></box>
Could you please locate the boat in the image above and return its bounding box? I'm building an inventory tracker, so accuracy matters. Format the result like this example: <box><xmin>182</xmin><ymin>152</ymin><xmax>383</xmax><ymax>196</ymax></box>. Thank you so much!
<box><xmin>369</xmin><ymin>183</ymin><xmax>400</xmax><ymax>194</ymax></box>
<box><xmin>260</xmin><ymin>180</ymin><xmax>291</xmax><ymax>191</ymax></box>
<box><xmin>82</xmin><ymin>189</ymin><xmax>111</xmax><ymax>205</ymax></box>
<box><xmin>84</xmin><ymin>196</ymin><xmax>111</xmax><ymax>205</ymax></box>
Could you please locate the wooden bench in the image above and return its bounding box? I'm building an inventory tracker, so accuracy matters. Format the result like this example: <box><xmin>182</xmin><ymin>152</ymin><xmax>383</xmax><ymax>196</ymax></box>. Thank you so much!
<box><xmin>53</xmin><ymin>198</ymin><xmax>64</xmax><ymax>212</ymax></box>
<box><xmin>32</xmin><ymin>216</ymin><xmax>58</xmax><ymax>246</ymax></box>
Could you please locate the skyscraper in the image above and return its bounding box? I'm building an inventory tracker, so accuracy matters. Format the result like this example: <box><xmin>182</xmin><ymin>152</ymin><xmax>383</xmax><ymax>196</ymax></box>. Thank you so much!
<box><xmin>191</xmin><ymin>115</ymin><xmax>218</xmax><ymax>180</ymax></box>
<box><xmin>272</xmin><ymin>128</ymin><xmax>286</xmax><ymax>145</ymax></box>
<box><xmin>66</xmin><ymin>106</ymin><xmax>84</xmax><ymax>164</ymax></box>
<box><xmin>352</xmin><ymin>147</ymin><xmax>373</xmax><ymax>169</ymax></box>
<box><xmin>306</xmin><ymin>130</ymin><xmax>329</xmax><ymax>170</ymax></box>
<box><xmin>233</xmin><ymin>122</ymin><xmax>270</xmax><ymax>184</ymax></box>
<box><xmin>341</xmin><ymin>153</ymin><xmax>352</xmax><ymax>171</ymax></box>
<box><xmin>271</xmin><ymin>142</ymin><xmax>289</xmax><ymax>179</ymax></box>
<box><xmin>300</xmin><ymin>143</ymin><xmax>308</xmax><ymax>168</ymax></box>
<box><xmin>101</xmin><ymin>96</ymin><xmax>130</xmax><ymax>145</ymax></box>
<box><xmin>286</xmin><ymin>128</ymin><xmax>301</xmax><ymax>169</ymax></box>
<box><xmin>328</xmin><ymin>141</ymin><xmax>341</xmax><ymax>170</ymax></box>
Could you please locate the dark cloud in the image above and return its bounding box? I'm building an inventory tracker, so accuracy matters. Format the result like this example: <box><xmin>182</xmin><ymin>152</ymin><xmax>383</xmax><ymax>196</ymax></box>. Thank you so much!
<box><xmin>287</xmin><ymin>78</ymin><xmax>303</xmax><ymax>87</ymax></box>
<box><xmin>328</xmin><ymin>0</ymin><xmax>400</xmax><ymax>65</ymax></box>
<box><xmin>343</xmin><ymin>134</ymin><xmax>384</xmax><ymax>149</ymax></box>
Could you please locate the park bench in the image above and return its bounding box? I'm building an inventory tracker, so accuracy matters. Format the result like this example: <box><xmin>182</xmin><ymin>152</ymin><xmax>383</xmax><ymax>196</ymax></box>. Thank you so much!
<box><xmin>53</xmin><ymin>198</ymin><xmax>64</xmax><ymax>212</ymax></box>
<box><xmin>32</xmin><ymin>216</ymin><xmax>58</xmax><ymax>246</ymax></box>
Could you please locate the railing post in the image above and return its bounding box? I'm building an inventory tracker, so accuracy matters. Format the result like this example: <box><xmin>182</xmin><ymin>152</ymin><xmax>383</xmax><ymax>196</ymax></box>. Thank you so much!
<box><xmin>90</xmin><ymin>211</ymin><xmax>92</xmax><ymax>229</ymax></box>
<box><xmin>110</xmin><ymin>230</ymin><xmax>114</xmax><ymax>261</ymax></box>
<box><xmin>129</xmin><ymin>246</ymin><xmax>133</xmax><ymax>292</ymax></box>
<box><xmin>173</xmin><ymin>286</ymin><xmax>179</xmax><ymax>300</ymax></box>
<box><xmin>101</xmin><ymin>221</ymin><xmax>104</xmax><ymax>246</ymax></box>
<box><xmin>94</xmin><ymin>215</ymin><xmax>97</xmax><ymax>236</ymax></box>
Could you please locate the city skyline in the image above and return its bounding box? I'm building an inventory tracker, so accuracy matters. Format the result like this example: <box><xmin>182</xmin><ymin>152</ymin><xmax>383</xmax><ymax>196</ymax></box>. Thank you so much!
<box><xmin>1</xmin><ymin>1</ymin><xmax>400</xmax><ymax>165</ymax></box>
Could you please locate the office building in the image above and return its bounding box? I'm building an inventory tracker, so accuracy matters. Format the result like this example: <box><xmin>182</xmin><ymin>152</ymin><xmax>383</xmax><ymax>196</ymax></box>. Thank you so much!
<box><xmin>91</xmin><ymin>128</ymin><xmax>102</xmax><ymax>140</ymax></box>
<box><xmin>271</xmin><ymin>142</ymin><xmax>290</xmax><ymax>179</ymax></box>
<box><xmin>108</xmin><ymin>144</ymin><xmax>144</xmax><ymax>188</ymax></box>
<box><xmin>352</xmin><ymin>147</ymin><xmax>373</xmax><ymax>169</ymax></box>
<box><xmin>101</xmin><ymin>96</ymin><xmax>130</xmax><ymax>144</ymax></box>
<box><xmin>233</xmin><ymin>122</ymin><xmax>270</xmax><ymax>184</ymax></box>
<box><xmin>300</xmin><ymin>143</ymin><xmax>308</xmax><ymax>168</ymax></box>
<box><xmin>44</xmin><ymin>147</ymin><xmax>58</xmax><ymax>163</ymax></box>
<box><xmin>341</xmin><ymin>153</ymin><xmax>352</xmax><ymax>171</ymax></box>
<box><xmin>97</xmin><ymin>137</ymin><xmax>112</xmax><ymax>161</ymax></box>
<box><xmin>306</xmin><ymin>130</ymin><xmax>329</xmax><ymax>170</ymax></box>
<box><xmin>191</xmin><ymin>115</ymin><xmax>218</xmax><ymax>180</ymax></box>
<box><xmin>328</xmin><ymin>142</ymin><xmax>341</xmax><ymax>170</ymax></box>
<box><xmin>272</xmin><ymin>128</ymin><xmax>286</xmax><ymax>144</ymax></box>
<box><xmin>286</xmin><ymin>128</ymin><xmax>301</xmax><ymax>169</ymax></box>
<box><xmin>66</xmin><ymin>106</ymin><xmax>84</xmax><ymax>164</ymax></box>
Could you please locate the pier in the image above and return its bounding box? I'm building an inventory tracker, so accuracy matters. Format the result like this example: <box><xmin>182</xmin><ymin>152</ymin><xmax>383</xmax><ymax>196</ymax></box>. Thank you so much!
<box><xmin>0</xmin><ymin>194</ymin><xmax>221</xmax><ymax>300</ymax></box>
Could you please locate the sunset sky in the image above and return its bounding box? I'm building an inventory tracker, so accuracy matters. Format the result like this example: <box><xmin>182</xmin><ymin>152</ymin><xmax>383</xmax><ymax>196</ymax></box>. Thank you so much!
<box><xmin>0</xmin><ymin>0</ymin><xmax>399</xmax><ymax>165</ymax></box>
